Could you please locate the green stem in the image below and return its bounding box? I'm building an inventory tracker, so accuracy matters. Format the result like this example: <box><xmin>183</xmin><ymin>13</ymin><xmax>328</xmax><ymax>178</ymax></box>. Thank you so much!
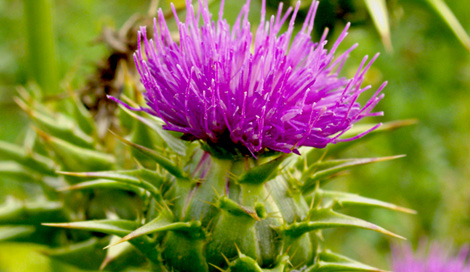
<box><xmin>23</xmin><ymin>0</ymin><xmax>59</xmax><ymax>95</ymax></box>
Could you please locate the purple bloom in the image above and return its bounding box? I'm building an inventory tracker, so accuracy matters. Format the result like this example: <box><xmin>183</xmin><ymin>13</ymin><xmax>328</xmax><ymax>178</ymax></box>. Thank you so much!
<box><xmin>392</xmin><ymin>242</ymin><xmax>470</xmax><ymax>272</ymax></box>
<box><xmin>111</xmin><ymin>0</ymin><xmax>385</xmax><ymax>156</ymax></box>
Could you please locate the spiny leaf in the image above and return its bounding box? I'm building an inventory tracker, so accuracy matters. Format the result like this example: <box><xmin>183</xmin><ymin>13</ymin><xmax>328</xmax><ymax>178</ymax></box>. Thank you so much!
<box><xmin>119</xmin><ymin>105</ymin><xmax>187</xmax><ymax>156</ymax></box>
<box><xmin>100</xmin><ymin>236</ymin><xmax>135</xmax><ymax>271</ymax></box>
<box><xmin>228</xmin><ymin>255</ymin><xmax>263</xmax><ymax>272</ymax></box>
<box><xmin>315</xmin><ymin>189</ymin><xmax>416</xmax><ymax>214</ymax></box>
<box><xmin>319</xmin><ymin>250</ymin><xmax>370</xmax><ymax>263</ymax></box>
<box><xmin>327</xmin><ymin>119</ymin><xmax>417</xmax><ymax>155</ymax></box>
<box><xmin>301</xmin><ymin>157</ymin><xmax>383</xmax><ymax>181</ymax></box>
<box><xmin>300</xmin><ymin>120</ymin><xmax>416</xmax><ymax>169</ymax></box>
<box><xmin>339</xmin><ymin>119</ymin><xmax>418</xmax><ymax>139</ymax></box>
<box><xmin>68</xmin><ymin>87</ymin><xmax>96</xmax><ymax>135</ymax></box>
<box><xmin>0</xmin><ymin>198</ymin><xmax>67</xmax><ymax>224</ymax></box>
<box><xmin>107</xmin><ymin>214</ymin><xmax>201</xmax><ymax>249</ymax></box>
<box><xmin>0</xmin><ymin>225</ymin><xmax>35</xmax><ymax>241</ymax></box>
<box><xmin>0</xmin><ymin>161</ymin><xmax>40</xmax><ymax>180</ymax></box>
<box><xmin>42</xmin><ymin>219</ymin><xmax>138</xmax><ymax>237</ymax></box>
<box><xmin>36</xmin><ymin>129</ymin><xmax>115</xmax><ymax>172</ymax></box>
<box><xmin>307</xmin><ymin>250</ymin><xmax>387</xmax><ymax>272</ymax></box>
<box><xmin>283</xmin><ymin>208</ymin><xmax>404</xmax><ymax>239</ymax></box>
<box><xmin>302</xmin><ymin>155</ymin><xmax>405</xmax><ymax>194</ymax></box>
<box><xmin>364</xmin><ymin>0</ymin><xmax>392</xmax><ymax>52</ymax></box>
<box><xmin>308</xmin><ymin>261</ymin><xmax>386</xmax><ymax>272</ymax></box>
<box><xmin>0</xmin><ymin>141</ymin><xmax>55</xmax><ymax>176</ymax></box>
<box><xmin>263</xmin><ymin>255</ymin><xmax>289</xmax><ymax>272</ymax></box>
<box><xmin>16</xmin><ymin>97</ymin><xmax>94</xmax><ymax>148</ymax></box>
<box><xmin>58</xmin><ymin>169</ymin><xmax>164</xmax><ymax>201</ymax></box>
<box><xmin>110</xmin><ymin>130</ymin><xmax>186</xmax><ymax>179</ymax></box>
<box><xmin>58</xmin><ymin>169</ymin><xmax>164</xmax><ymax>188</ymax></box>
<box><xmin>42</xmin><ymin>237</ymin><xmax>107</xmax><ymax>270</ymax></box>
<box><xmin>238</xmin><ymin>154</ymin><xmax>287</xmax><ymax>185</ymax></box>
<box><xmin>59</xmin><ymin>179</ymin><xmax>144</xmax><ymax>195</ymax></box>
<box><xmin>44</xmin><ymin>219</ymin><xmax>163</xmax><ymax>266</ymax></box>
<box><xmin>425</xmin><ymin>0</ymin><xmax>470</xmax><ymax>53</ymax></box>
<box><xmin>218</xmin><ymin>196</ymin><xmax>259</xmax><ymax>221</ymax></box>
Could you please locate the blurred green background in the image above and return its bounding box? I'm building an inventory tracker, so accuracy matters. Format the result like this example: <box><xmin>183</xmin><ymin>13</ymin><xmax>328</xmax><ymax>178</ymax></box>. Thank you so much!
<box><xmin>0</xmin><ymin>0</ymin><xmax>469</xmax><ymax>270</ymax></box>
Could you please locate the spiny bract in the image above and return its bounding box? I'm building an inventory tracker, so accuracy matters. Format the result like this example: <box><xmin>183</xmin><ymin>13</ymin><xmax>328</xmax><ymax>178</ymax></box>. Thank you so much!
<box><xmin>0</xmin><ymin>0</ymin><xmax>414</xmax><ymax>271</ymax></box>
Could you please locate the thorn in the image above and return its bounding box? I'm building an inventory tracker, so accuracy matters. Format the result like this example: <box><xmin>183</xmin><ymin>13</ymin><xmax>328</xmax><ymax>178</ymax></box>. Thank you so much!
<box><xmin>221</xmin><ymin>252</ymin><xmax>230</xmax><ymax>265</ymax></box>
<box><xmin>209</xmin><ymin>263</ymin><xmax>225</xmax><ymax>272</ymax></box>
<box><xmin>103</xmin><ymin>239</ymin><xmax>125</xmax><ymax>250</ymax></box>
<box><xmin>198</xmin><ymin>198</ymin><xmax>218</xmax><ymax>208</ymax></box>
<box><xmin>318</xmin><ymin>149</ymin><xmax>328</xmax><ymax>163</ymax></box>
<box><xmin>210</xmin><ymin>185</ymin><xmax>221</xmax><ymax>199</ymax></box>
<box><xmin>286</xmin><ymin>259</ymin><xmax>294</xmax><ymax>268</ymax></box>
<box><xmin>57</xmin><ymin>186</ymin><xmax>74</xmax><ymax>192</ymax></box>
<box><xmin>263</xmin><ymin>186</ymin><xmax>273</xmax><ymax>202</ymax></box>
<box><xmin>198</xmin><ymin>212</ymin><xmax>205</xmax><ymax>223</ymax></box>
<box><xmin>205</xmin><ymin>216</ymin><xmax>215</xmax><ymax>230</ymax></box>
<box><xmin>154</xmin><ymin>200</ymin><xmax>165</xmax><ymax>212</ymax></box>
<box><xmin>266</xmin><ymin>212</ymin><xmax>282</xmax><ymax>219</ymax></box>
<box><xmin>99</xmin><ymin>257</ymin><xmax>112</xmax><ymax>271</ymax></box>
<box><xmin>33</xmin><ymin>127</ymin><xmax>51</xmax><ymax>142</ymax></box>
<box><xmin>309</xmin><ymin>195</ymin><xmax>315</xmax><ymax>210</ymax></box>
<box><xmin>234</xmin><ymin>243</ymin><xmax>242</xmax><ymax>257</ymax></box>
<box><xmin>56</xmin><ymin>171</ymin><xmax>88</xmax><ymax>177</ymax></box>
<box><xmin>134</xmin><ymin>158</ymin><xmax>145</xmax><ymax>169</ymax></box>
<box><xmin>284</xmin><ymin>245</ymin><xmax>292</xmax><ymax>256</ymax></box>
<box><xmin>166</xmin><ymin>195</ymin><xmax>180</xmax><ymax>204</ymax></box>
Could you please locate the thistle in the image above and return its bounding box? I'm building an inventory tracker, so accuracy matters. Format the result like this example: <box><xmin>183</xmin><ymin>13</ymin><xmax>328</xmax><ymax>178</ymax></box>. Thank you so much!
<box><xmin>0</xmin><ymin>0</ymin><xmax>415</xmax><ymax>271</ymax></box>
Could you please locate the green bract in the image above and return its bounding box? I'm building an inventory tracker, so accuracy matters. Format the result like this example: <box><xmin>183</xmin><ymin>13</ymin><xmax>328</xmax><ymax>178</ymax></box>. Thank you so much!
<box><xmin>0</xmin><ymin>81</ymin><xmax>415</xmax><ymax>271</ymax></box>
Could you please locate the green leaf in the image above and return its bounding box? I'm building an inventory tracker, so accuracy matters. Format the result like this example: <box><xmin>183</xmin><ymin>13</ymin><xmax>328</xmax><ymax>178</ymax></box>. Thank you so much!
<box><xmin>0</xmin><ymin>161</ymin><xmax>40</xmax><ymax>180</ymax></box>
<box><xmin>58</xmin><ymin>169</ymin><xmax>164</xmax><ymax>201</ymax></box>
<box><xmin>238</xmin><ymin>155</ymin><xmax>287</xmax><ymax>185</ymax></box>
<box><xmin>43</xmin><ymin>237</ymin><xmax>107</xmax><ymax>270</ymax></box>
<box><xmin>42</xmin><ymin>219</ymin><xmax>137</xmax><ymax>237</ymax></box>
<box><xmin>306</xmin><ymin>250</ymin><xmax>387</xmax><ymax>272</ymax></box>
<box><xmin>0</xmin><ymin>141</ymin><xmax>55</xmax><ymax>176</ymax></box>
<box><xmin>100</xmin><ymin>236</ymin><xmax>135</xmax><ymax>271</ymax></box>
<box><xmin>339</xmin><ymin>119</ymin><xmax>418</xmax><ymax>140</ymax></box>
<box><xmin>263</xmin><ymin>255</ymin><xmax>289</xmax><ymax>272</ymax></box>
<box><xmin>301</xmin><ymin>157</ymin><xmax>382</xmax><ymax>182</ymax></box>
<box><xmin>120</xmin><ymin>106</ymin><xmax>188</xmax><ymax>156</ymax></box>
<box><xmin>364</xmin><ymin>0</ymin><xmax>392</xmax><ymax>52</ymax></box>
<box><xmin>59</xmin><ymin>169</ymin><xmax>164</xmax><ymax>187</ymax></box>
<box><xmin>0</xmin><ymin>226</ymin><xmax>35</xmax><ymax>241</ymax></box>
<box><xmin>111</xmin><ymin>131</ymin><xmax>186</xmax><ymax>179</ymax></box>
<box><xmin>327</xmin><ymin>120</ymin><xmax>417</xmax><ymax>155</ymax></box>
<box><xmin>107</xmin><ymin>214</ymin><xmax>201</xmax><ymax>249</ymax></box>
<box><xmin>0</xmin><ymin>198</ymin><xmax>67</xmax><ymax>224</ymax></box>
<box><xmin>228</xmin><ymin>255</ymin><xmax>263</xmax><ymax>272</ymax></box>
<box><xmin>308</xmin><ymin>261</ymin><xmax>386</xmax><ymax>272</ymax></box>
<box><xmin>68</xmin><ymin>89</ymin><xmax>96</xmax><ymax>135</ymax></box>
<box><xmin>36</xmin><ymin>129</ymin><xmax>115</xmax><ymax>172</ymax></box>
<box><xmin>426</xmin><ymin>0</ymin><xmax>470</xmax><ymax>52</ymax></box>
<box><xmin>283</xmin><ymin>208</ymin><xmax>404</xmax><ymax>239</ymax></box>
<box><xmin>302</xmin><ymin>155</ymin><xmax>405</xmax><ymax>194</ymax></box>
<box><xmin>43</xmin><ymin>219</ymin><xmax>167</xmax><ymax>266</ymax></box>
<box><xmin>59</xmin><ymin>179</ymin><xmax>144</xmax><ymax>195</ymax></box>
<box><xmin>16</xmin><ymin>97</ymin><xmax>94</xmax><ymax>148</ymax></box>
<box><xmin>315</xmin><ymin>189</ymin><xmax>416</xmax><ymax>214</ymax></box>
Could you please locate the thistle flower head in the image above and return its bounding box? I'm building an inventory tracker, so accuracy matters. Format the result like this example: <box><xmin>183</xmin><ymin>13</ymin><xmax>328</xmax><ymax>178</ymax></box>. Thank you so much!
<box><xmin>392</xmin><ymin>243</ymin><xmax>470</xmax><ymax>272</ymax></box>
<box><xmin>111</xmin><ymin>0</ymin><xmax>385</xmax><ymax>156</ymax></box>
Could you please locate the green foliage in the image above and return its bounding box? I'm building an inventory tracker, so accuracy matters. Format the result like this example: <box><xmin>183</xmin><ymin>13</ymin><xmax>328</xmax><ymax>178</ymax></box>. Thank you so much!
<box><xmin>1</xmin><ymin>0</ymin><xmax>470</xmax><ymax>271</ymax></box>
<box><xmin>0</xmin><ymin>77</ymin><xmax>413</xmax><ymax>271</ymax></box>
